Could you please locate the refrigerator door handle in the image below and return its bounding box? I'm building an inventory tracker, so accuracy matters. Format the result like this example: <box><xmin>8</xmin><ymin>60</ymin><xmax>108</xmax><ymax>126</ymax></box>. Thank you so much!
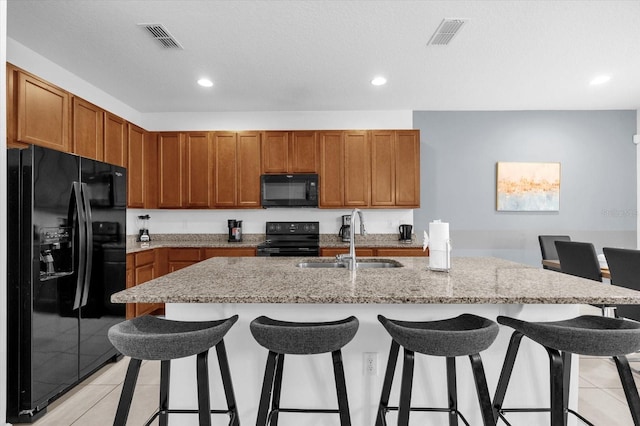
<box><xmin>80</xmin><ymin>183</ymin><xmax>93</xmax><ymax>307</ymax></box>
<box><xmin>70</xmin><ymin>182</ymin><xmax>86</xmax><ymax>311</ymax></box>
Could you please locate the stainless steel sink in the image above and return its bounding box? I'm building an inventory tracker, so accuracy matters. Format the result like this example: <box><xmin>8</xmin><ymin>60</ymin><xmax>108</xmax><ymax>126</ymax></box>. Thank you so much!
<box><xmin>296</xmin><ymin>259</ymin><xmax>403</xmax><ymax>269</ymax></box>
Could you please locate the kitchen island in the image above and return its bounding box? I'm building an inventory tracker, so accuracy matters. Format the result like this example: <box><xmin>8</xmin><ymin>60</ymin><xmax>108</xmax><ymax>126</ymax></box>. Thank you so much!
<box><xmin>111</xmin><ymin>256</ymin><xmax>640</xmax><ymax>426</ymax></box>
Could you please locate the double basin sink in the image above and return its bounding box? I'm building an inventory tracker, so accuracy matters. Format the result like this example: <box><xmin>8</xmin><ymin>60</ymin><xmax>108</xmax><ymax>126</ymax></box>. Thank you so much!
<box><xmin>296</xmin><ymin>259</ymin><xmax>403</xmax><ymax>269</ymax></box>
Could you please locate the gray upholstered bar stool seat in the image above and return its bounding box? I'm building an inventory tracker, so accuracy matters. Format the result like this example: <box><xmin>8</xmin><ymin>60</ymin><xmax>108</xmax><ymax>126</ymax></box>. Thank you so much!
<box><xmin>493</xmin><ymin>315</ymin><xmax>640</xmax><ymax>426</ymax></box>
<box><xmin>250</xmin><ymin>315</ymin><xmax>359</xmax><ymax>426</ymax></box>
<box><xmin>108</xmin><ymin>314</ymin><xmax>240</xmax><ymax>426</ymax></box>
<box><xmin>376</xmin><ymin>314</ymin><xmax>499</xmax><ymax>426</ymax></box>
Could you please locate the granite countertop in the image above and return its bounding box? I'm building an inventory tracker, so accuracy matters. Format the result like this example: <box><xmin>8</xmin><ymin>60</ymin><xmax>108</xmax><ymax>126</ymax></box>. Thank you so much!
<box><xmin>111</xmin><ymin>256</ymin><xmax>640</xmax><ymax>305</ymax></box>
<box><xmin>126</xmin><ymin>233</ymin><xmax>423</xmax><ymax>253</ymax></box>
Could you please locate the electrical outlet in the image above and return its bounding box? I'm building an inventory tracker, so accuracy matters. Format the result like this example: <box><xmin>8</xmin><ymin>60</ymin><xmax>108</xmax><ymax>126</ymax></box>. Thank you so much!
<box><xmin>363</xmin><ymin>352</ymin><xmax>378</xmax><ymax>376</ymax></box>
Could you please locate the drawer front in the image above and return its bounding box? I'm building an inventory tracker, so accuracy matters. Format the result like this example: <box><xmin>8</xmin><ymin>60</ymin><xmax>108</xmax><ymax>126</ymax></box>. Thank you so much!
<box><xmin>168</xmin><ymin>248</ymin><xmax>203</xmax><ymax>262</ymax></box>
<box><xmin>134</xmin><ymin>249</ymin><xmax>155</xmax><ymax>266</ymax></box>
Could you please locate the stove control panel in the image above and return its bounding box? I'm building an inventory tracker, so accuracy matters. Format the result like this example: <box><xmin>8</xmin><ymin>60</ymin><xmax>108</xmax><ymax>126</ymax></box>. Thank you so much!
<box><xmin>265</xmin><ymin>221</ymin><xmax>319</xmax><ymax>235</ymax></box>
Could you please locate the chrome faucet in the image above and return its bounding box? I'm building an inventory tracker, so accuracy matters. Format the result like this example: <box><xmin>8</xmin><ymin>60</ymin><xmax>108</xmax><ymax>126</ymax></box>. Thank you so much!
<box><xmin>337</xmin><ymin>208</ymin><xmax>366</xmax><ymax>270</ymax></box>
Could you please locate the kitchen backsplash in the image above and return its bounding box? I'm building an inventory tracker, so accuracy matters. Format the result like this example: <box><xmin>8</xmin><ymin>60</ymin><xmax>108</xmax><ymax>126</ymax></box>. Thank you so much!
<box><xmin>126</xmin><ymin>208</ymin><xmax>414</xmax><ymax>236</ymax></box>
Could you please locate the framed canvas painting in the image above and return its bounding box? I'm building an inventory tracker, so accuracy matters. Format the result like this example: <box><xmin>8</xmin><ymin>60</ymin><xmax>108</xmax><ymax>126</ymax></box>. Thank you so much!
<box><xmin>496</xmin><ymin>162</ymin><xmax>560</xmax><ymax>211</ymax></box>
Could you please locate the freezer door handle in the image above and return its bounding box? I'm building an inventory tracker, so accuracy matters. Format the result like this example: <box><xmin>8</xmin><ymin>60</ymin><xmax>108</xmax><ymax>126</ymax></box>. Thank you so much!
<box><xmin>80</xmin><ymin>183</ymin><xmax>93</xmax><ymax>308</ymax></box>
<box><xmin>70</xmin><ymin>182</ymin><xmax>86</xmax><ymax>310</ymax></box>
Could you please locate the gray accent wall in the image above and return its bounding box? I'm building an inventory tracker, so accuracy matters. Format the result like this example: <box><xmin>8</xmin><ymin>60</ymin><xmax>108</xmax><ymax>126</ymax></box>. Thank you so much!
<box><xmin>413</xmin><ymin>110</ymin><xmax>637</xmax><ymax>266</ymax></box>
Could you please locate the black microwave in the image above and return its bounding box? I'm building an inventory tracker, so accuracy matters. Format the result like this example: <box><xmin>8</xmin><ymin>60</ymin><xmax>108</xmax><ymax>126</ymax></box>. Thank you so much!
<box><xmin>261</xmin><ymin>174</ymin><xmax>318</xmax><ymax>207</ymax></box>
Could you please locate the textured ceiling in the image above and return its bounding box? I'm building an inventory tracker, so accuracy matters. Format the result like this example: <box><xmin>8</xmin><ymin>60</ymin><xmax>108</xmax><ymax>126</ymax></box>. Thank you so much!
<box><xmin>7</xmin><ymin>0</ymin><xmax>640</xmax><ymax>113</ymax></box>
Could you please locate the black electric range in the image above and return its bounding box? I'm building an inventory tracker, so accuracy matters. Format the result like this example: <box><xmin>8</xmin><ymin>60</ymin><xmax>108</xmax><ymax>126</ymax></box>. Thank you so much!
<box><xmin>257</xmin><ymin>221</ymin><xmax>320</xmax><ymax>257</ymax></box>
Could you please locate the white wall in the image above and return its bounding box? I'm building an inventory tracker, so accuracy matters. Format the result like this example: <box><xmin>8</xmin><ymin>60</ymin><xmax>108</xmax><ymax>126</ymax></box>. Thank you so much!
<box><xmin>1</xmin><ymin>2</ymin><xmax>8</xmax><ymax>424</ymax></box>
<box><xmin>637</xmin><ymin>109</ymin><xmax>640</xmax><ymax>249</ymax></box>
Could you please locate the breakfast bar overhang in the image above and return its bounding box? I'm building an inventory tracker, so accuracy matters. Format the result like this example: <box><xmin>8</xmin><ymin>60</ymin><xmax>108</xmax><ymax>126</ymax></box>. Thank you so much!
<box><xmin>111</xmin><ymin>256</ymin><xmax>640</xmax><ymax>426</ymax></box>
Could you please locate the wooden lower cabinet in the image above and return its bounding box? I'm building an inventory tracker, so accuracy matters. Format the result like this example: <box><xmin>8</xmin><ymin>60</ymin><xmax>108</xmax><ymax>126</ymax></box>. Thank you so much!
<box><xmin>168</xmin><ymin>247</ymin><xmax>203</xmax><ymax>272</ymax></box>
<box><xmin>320</xmin><ymin>247</ymin><xmax>426</xmax><ymax>257</ymax></box>
<box><xmin>130</xmin><ymin>249</ymin><xmax>164</xmax><ymax>318</ymax></box>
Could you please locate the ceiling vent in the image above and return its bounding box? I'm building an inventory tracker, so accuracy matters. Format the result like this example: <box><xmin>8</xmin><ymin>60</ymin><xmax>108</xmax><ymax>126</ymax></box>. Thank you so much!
<box><xmin>427</xmin><ymin>19</ymin><xmax>466</xmax><ymax>46</ymax></box>
<box><xmin>138</xmin><ymin>23</ymin><xmax>183</xmax><ymax>49</ymax></box>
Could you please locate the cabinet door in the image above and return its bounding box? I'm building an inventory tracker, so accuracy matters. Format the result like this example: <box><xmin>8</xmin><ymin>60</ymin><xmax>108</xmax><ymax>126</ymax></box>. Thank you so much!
<box><xmin>184</xmin><ymin>132</ymin><xmax>212</xmax><ymax>208</ymax></box>
<box><xmin>370</xmin><ymin>130</ymin><xmax>395</xmax><ymax>206</ymax></box>
<box><xmin>237</xmin><ymin>131</ymin><xmax>262</xmax><ymax>207</ymax></box>
<box><xmin>290</xmin><ymin>131</ymin><xmax>318</xmax><ymax>173</ymax></box>
<box><xmin>343</xmin><ymin>131</ymin><xmax>370</xmax><ymax>206</ymax></box>
<box><xmin>262</xmin><ymin>131</ymin><xmax>289</xmax><ymax>173</ymax></box>
<box><xmin>145</xmin><ymin>133</ymin><xmax>159</xmax><ymax>209</ymax></box>
<box><xmin>72</xmin><ymin>97</ymin><xmax>104</xmax><ymax>160</ymax></box>
<box><xmin>319</xmin><ymin>131</ymin><xmax>344</xmax><ymax>207</ymax></box>
<box><xmin>6</xmin><ymin>64</ymin><xmax>22</xmax><ymax>148</ymax></box>
<box><xmin>104</xmin><ymin>112</ymin><xmax>127</xmax><ymax>167</ymax></box>
<box><xmin>395</xmin><ymin>130</ymin><xmax>420</xmax><ymax>207</ymax></box>
<box><xmin>127</xmin><ymin>124</ymin><xmax>145</xmax><ymax>208</ymax></box>
<box><xmin>158</xmin><ymin>132</ymin><xmax>184</xmax><ymax>208</ymax></box>
<box><xmin>212</xmin><ymin>132</ymin><xmax>237</xmax><ymax>207</ymax></box>
<box><xmin>17</xmin><ymin>71</ymin><xmax>70</xmax><ymax>151</ymax></box>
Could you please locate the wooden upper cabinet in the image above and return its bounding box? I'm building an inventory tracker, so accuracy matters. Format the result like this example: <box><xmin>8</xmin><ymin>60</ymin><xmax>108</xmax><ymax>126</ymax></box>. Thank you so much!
<box><xmin>343</xmin><ymin>131</ymin><xmax>370</xmax><ymax>207</ymax></box>
<box><xmin>104</xmin><ymin>112</ymin><xmax>127</xmax><ymax>167</ymax></box>
<box><xmin>17</xmin><ymin>71</ymin><xmax>70</xmax><ymax>151</ymax></box>
<box><xmin>262</xmin><ymin>131</ymin><xmax>289</xmax><ymax>173</ymax></box>
<box><xmin>212</xmin><ymin>131</ymin><xmax>261</xmax><ymax>208</ymax></box>
<box><xmin>6</xmin><ymin>64</ymin><xmax>24</xmax><ymax>148</ymax></box>
<box><xmin>72</xmin><ymin>97</ymin><xmax>104</xmax><ymax>161</ymax></box>
<box><xmin>237</xmin><ymin>132</ymin><xmax>262</xmax><ymax>207</ymax></box>
<box><xmin>290</xmin><ymin>131</ymin><xmax>318</xmax><ymax>173</ymax></box>
<box><xmin>158</xmin><ymin>132</ymin><xmax>184</xmax><ymax>208</ymax></box>
<box><xmin>127</xmin><ymin>124</ymin><xmax>145</xmax><ymax>208</ymax></box>
<box><xmin>262</xmin><ymin>131</ymin><xmax>318</xmax><ymax>174</ymax></box>
<box><xmin>184</xmin><ymin>132</ymin><xmax>212</xmax><ymax>208</ymax></box>
<box><xmin>395</xmin><ymin>130</ymin><xmax>420</xmax><ymax>207</ymax></box>
<box><xmin>212</xmin><ymin>132</ymin><xmax>238</xmax><ymax>207</ymax></box>
<box><xmin>319</xmin><ymin>131</ymin><xmax>344</xmax><ymax>207</ymax></box>
<box><xmin>370</xmin><ymin>130</ymin><xmax>396</xmax><ymax>206</ymax></box>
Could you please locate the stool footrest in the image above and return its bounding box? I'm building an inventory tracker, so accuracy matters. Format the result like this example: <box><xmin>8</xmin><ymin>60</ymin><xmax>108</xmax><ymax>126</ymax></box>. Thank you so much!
<box><xmin>274</xmin><ymin>408</ymin><xmax>342</xmax><ymax>414</ymax></box>
<box><xmin>144</xmin><ymin>408</ymin><xmax>237</xmax><ymax>426</ymax></box>
<box><xmin>496</xmin><ymin>407</ymin><xmax>595</xmax><ymax>426</ymax></box>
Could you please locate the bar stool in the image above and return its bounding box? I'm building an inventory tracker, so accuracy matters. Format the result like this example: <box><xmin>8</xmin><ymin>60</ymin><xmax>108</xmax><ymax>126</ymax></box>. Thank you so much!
<box><xmin>250</xmin><ymin>315</ymin><xmax>359</xmax><ymax>426</ymax></box>
<box><xmin>108</xmin><ymin>314</ymin><xmax>240</xmax><ymax>426</ymax></box>
<box><xmin>376</xmin><ymin>314</ymin><xmax>499</xmax><ymax>426</ymax></box>
<box><xmin>493</xmin><ymin>315</ymin><xmax>640</xmax><ymax>426</ymax></box>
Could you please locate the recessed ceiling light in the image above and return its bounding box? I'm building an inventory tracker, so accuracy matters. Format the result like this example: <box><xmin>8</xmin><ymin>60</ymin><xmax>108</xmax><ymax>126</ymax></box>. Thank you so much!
<box><xmin>371</xmin><ymin>76</ymin><xmax>387</xmax><ymax>86</ymax></box>
<box><xmin>197</xmin><ymin>78</ymin><xmax>213</xmax><ymax>87</ymax></box>
<box><xmin>590</xmin><ymin>75</ymin><xmax>611</xmax><ymax>85</ymax></box>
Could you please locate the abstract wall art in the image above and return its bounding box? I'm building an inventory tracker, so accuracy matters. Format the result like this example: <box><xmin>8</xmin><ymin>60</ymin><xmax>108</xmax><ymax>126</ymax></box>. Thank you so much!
<box><xmin>496</xmin><ymin>162</ymin><xmax>560</xmax><ymax>211</ymax></box>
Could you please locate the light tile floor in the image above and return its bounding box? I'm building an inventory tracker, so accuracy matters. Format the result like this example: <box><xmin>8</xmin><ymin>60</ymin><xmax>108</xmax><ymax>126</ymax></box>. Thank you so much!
<box><xmin>27</xmin><ymin>354</ymin><xmax>640</xmax><ymax>425</ymax></box>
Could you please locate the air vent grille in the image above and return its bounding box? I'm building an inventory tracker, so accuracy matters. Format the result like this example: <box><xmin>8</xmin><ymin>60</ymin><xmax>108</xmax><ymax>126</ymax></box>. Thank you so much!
<box><xmin>138</xmin><ymin>23</ymin><xmax>183</xmax><ymax>49</ymax></box>
<box><xmin>427</xmin><ymin>19</ymin><xmax>466</xmax><ymax>46</ymax></box>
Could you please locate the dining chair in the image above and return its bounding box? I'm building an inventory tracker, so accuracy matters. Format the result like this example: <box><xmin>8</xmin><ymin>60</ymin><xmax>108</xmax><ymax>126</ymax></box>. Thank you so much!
<box><xmin>603</xmin><ymin>247</ymin><xmax>640</xmax><ymax>322</ymax></box>
<box><xmin>538</xmin><ymin>235</ymin><xmax>571</xmax><ymax>270</ymax></box>
<box><xmin>554</xmin><ymin>240</ymin><xmax>602</xmax><ymax>282</ymax></box>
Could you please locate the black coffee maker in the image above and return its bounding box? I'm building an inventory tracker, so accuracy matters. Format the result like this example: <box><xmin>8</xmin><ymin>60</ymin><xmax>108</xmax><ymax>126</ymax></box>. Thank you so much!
<box><xmin>399</xmin><ymin>224</ymin><xmax>412</xmax><ymax>242</ymax></box>
<box><xmin>228</xmin><ymin>220</ymin><xmax>243</xmax><ymax>242</ymax></box>
<box><xmin>338</xmin><ymin>215</ymin><xmax>351</xmax><ymax>242</ymax></box>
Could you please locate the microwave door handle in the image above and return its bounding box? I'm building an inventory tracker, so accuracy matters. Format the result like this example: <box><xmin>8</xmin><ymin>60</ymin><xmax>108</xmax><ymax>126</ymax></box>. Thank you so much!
<box><xmin>80</xmin><ymin>183</ymin><xmax>93</xmax><ymax>307</ymax></box>
<box><xmin>69</xmin><ymin>182</ymin><xmax>86</xmax><ymax>310</ymax></box>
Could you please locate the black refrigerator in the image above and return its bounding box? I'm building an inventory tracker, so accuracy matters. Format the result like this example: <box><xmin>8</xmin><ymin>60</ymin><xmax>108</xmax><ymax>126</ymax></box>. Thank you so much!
<box><xmin>6</xmin><ymin>145</ymin><xmax>126</xmax><ymax>423</ymax></box>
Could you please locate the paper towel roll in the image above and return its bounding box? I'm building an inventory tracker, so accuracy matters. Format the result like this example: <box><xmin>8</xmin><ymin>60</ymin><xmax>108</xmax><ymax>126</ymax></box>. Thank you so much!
<box><xmin>428</xmin><ymin>221</ymin><xmax>449</xmax><ymax>251</ymax></box>
<box><xmin>427</xmin><ymin>220</ymin><xmax>451</xmax><ymax>271</ymax></box>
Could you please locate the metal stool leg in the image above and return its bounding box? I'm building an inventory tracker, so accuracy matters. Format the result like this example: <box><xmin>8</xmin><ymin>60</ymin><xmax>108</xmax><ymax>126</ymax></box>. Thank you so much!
<box><xmin>332</xmin><ymin>349</ymin><xmax>352</xmax><ymax>426</ymax></box>
<box><xmin>215</xmin><ymin>340</ymin><xmax>240</xmax><ymax>426</ymax></box>
<box><xmin>376</xmin><ymin>340</ymin><xmax>400</xmax><ymax>426</ymax></box>
<box><xmin>159</xmin><ymin>360</ymin><xmax>170</xmax><ymax>426</ymax></box>
<box><xmin>114</xmin><ymin>358</ymin><xmax>142</xmax><ymax>426</ymax></box>
<box><xmin>446</xmin><ymin>357</ymin><xmax>459</xmax><ymax>426</ymax></box>
<box><xmin>492</xmin><ymin>331</ymin><xmax>524</xmax><ymax>421</ymax></box>
<box><xmin>469</xmin><ymin>353</ymin><xmax>496</xmax><ymax>426</ymax></box>
<box><xmin>614</xmin><ymin>355</ymin><xmax>640</xmax><ymax>426</ymax></box>
<box><xmin>545</xmin><ymin>347</ymin><xmax>564</xmax><ymax>426</ymax></box>
<box><xmin>256</xmin><ymin>351</ymin><xmax>278</xmax><ymax>426</ymax></box>
<box><xmin>398</xmin><ymin>348</ymin><xmax>415</xmax><ymax>426</ymax></box>
<box><xmin>196</xmin><ymin>350</ymin><xmax>212</xmax><ymax>426</ymax></box>
<box><xmin>269</xmin><ymin>353</ymin><xmax>285</xmax><ymax>426</ymax></box>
